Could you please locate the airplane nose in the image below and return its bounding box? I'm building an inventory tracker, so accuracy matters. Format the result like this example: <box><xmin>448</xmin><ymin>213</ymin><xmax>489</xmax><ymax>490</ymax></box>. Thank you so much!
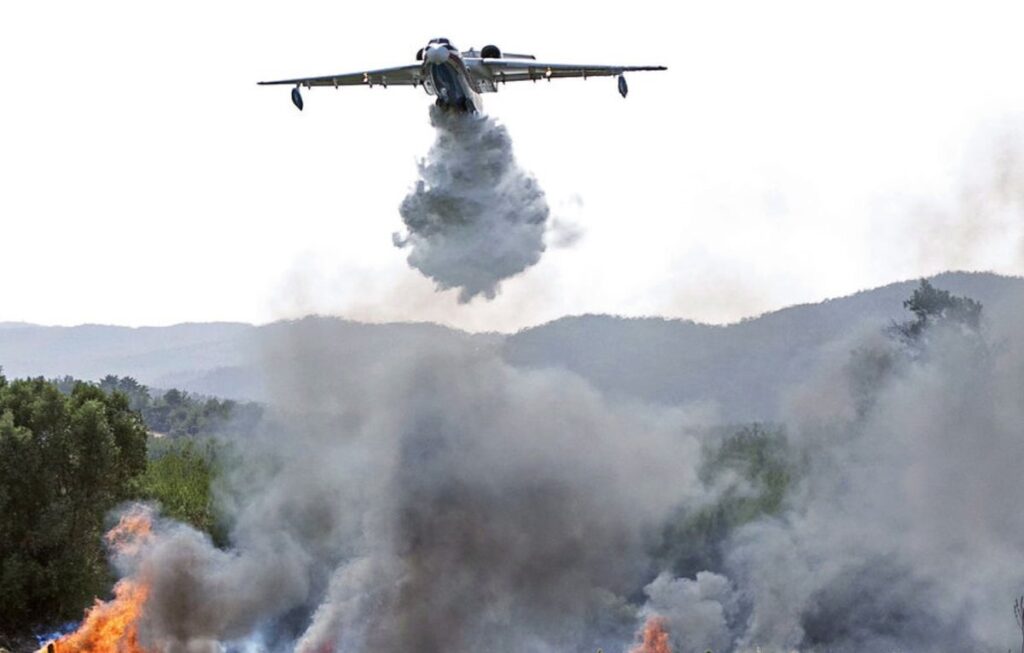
<box><xmin>425</xmin><ymin>46</ymin><xmax>449</xmax><ymax>64</ymax></box>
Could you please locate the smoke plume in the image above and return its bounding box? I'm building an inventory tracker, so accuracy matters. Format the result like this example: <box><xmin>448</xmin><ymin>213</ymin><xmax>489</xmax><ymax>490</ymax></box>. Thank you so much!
<box><xmin>394</xmin><ymin>106</ymin><xmax>550</xmax><ymax>302</ymax></box>
<box><xmin>126</xmin><ymin>331</ymin><xmax>711</xmax><ymax>653</ymax></box>
<box><xmin>638</xmin><ymin>291</ymin><xmax>1024</xmax><ymax>652</ymax></box>
<box><xmin>78</xmin><ymin>285</ymin><xmax>1024</xmax><ymax>653</ymax></box>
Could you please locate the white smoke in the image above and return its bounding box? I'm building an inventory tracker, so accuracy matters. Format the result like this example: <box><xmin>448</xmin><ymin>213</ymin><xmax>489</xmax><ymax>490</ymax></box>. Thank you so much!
<box><xmin>641</xmin><ymin>291</ymin><xmax>1024</xmax><ymax>652</ymax></box>
<box><xmin>130</xmin><ymin>331</ymin><xmax>712</xmax><ymax>653</ymax></box>
<box><xmin>136</xmin><ymin>525</ymin><xmax>311</xmax><ymax>653</ymax></box>
<box><xmin>640</xmin><ymin>572</ymin><xmax>736</xmax><ymax>653</ymax></box>
<box><xmin>394</xmin><ymin>106</ymin><xmax>550</xmax><ymax>302</ymax></box>
<box><xmin>106</xmin><ymin>285</ymin><xmax>1024</xmax><ymax>652</ymax></box>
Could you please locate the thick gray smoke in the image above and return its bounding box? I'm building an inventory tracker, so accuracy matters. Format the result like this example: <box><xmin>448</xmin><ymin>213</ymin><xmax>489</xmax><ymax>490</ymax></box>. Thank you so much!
<box><xmin>117</xmin><ymin>520</ymin><xmax>311</xmax><ymax>652</ymax></box>
<box><xmin>394</xmin><ymin>107</ymin><xmax>550</xmax><ymax>302</ymax></box>
<box><xmin>107</xmin><ymin>287</ymin><xmax>1024</xmax><ymax>652</ymax></box>
<box><xmin>126</xmin><ymin>329</ymin><xmax>710</xmax><ymax>653</ymax></box>
<box><xmin>638</xmin><ymin>292</ymin><xmax>1024</xmax><ymax>652</ymax></box>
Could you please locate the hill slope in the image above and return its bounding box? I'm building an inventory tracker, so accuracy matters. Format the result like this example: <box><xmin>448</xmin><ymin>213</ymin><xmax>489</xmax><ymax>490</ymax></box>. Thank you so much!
<box><xmin>2</xmin><ymin>272</ymin><xmax>1020</xmax><ymax>420</ymax></box>
<box><xmin>503</xmin><ymin>271</ymin><xmax>1024</xmax><ymax>420</ymax></box>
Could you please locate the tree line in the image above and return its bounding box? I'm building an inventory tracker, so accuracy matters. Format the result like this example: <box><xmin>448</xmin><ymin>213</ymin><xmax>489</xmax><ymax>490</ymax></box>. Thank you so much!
<box><xmin>50</xmin><ymin>375</ymin><xmax>262</xmax><ymax>438</ymax></box>
<box><xmin>0</xmin><ymin>376</ymin><xmax>232</xmax><ymax>643</ymax></box>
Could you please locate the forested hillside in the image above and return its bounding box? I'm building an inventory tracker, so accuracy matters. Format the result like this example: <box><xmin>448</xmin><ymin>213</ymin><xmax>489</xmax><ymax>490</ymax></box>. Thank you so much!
<box><xmin>6</xmin><ymin>272</ymin><xmax>1017</xmax><ymax>421</ymax></box>
<box><xmin>1</xmin><ymin>278</ymin><xmax>1019</xmax><ymax>652</ymax></box>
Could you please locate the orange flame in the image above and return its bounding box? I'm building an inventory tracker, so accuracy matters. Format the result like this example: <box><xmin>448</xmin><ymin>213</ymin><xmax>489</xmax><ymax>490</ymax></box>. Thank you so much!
<box><xmin>52</xmin><ymin>579</ymin><xmax>151</xmax><ymax>653</ymax></box>
<box><xmin>104</xmin><ymin>507</ymin><xmax>153</xmax><ymax>557</ymax></box>
<box><xmin>630</xmin><ymin>616</ymin><xmax>672</xmax><ymax>653</ymax></box>
<box><xmin>48</xmin><ymin>507</ymin><xmax>155</xmax><ymax>653</ymax></box>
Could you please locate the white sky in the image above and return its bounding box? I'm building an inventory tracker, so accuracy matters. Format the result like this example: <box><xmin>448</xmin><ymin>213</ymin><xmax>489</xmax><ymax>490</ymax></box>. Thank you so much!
<box><xmin>2</xmin><ymin>0</ymin><xmax>1023</xmax><ymax>330</ymax></box>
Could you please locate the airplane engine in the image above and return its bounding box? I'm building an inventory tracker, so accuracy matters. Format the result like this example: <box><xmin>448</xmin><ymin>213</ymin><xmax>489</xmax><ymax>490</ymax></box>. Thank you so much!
<box><xmin>617</xmin><ymin>75</ymin><xmax>628</xmax><ymax>98</ymax></box>
<box><xmin>291</xmin><ymin>86</ymin><xmax>304</xmax><ymax>110</ymax></box>
<box><xmin>481</xmin><ymin>44</ymin><xmax>501</xmax><ymax>59</ymax></box>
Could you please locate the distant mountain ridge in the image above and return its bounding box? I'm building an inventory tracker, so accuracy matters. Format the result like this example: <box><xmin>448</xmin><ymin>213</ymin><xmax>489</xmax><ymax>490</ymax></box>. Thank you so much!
<box><xmin>504</xmin><ymin>272</ymin><xmax>1024</xmax><ymax>420</ymax></box>
<box><xmin>2</xmin><ymin>272</ymin><xmax>1020</xmax><ymax>421</ymax></box>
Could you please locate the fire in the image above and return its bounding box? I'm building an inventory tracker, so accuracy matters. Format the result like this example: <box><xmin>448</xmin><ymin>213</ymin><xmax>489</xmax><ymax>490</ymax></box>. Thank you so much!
<box><xmin>104</xmin><ymin>507</ymin><xmax>153</xmax><ymax>557</ymax></box>
<box><xmin>630</xmin><ymin>616</ymin><xmax>672</xmax><ymax>653</ymax></box>
<box><xmin>51</xmin><ymin>579</ymin><xmax>151</xmax><ymax>653</ymax></box>
<box><xmin>45</xmin><ymin>507</ymin><xmax>155</xmax><ymax>653</ymax></box>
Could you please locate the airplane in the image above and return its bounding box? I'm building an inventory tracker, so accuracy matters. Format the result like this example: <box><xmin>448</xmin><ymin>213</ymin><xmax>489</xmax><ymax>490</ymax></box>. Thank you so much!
<box><xmin>258</xmin><ymin>38</ymin><xmax>667</xmax><ymax>113</ymax></box>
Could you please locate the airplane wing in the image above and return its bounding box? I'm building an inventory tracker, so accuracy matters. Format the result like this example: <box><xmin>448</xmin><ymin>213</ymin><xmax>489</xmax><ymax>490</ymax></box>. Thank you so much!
<box><xmin>477</xmin><ymin>60</ymin><xmax>666</xmax><ymax>83</ymax></box>
<box><xmin>258</xmin><ymin>64</ymin><xmax>424</xmax><ymax>88</ymax></box>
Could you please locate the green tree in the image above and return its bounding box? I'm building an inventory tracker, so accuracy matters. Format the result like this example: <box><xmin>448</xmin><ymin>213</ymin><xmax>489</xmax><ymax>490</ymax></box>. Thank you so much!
<box><xmin>60</xmin><ymin>375</ymin><xmax>264</xmax><ymax>440</ymax></box>
<box><xmin>0</xmin><ymin>376</ymin><xmax>148</xmax><ymax>635</ymax></box>
<box><xmin>658</xmin><ymin>424</ymin><xmax>795</xmax><ymax>576</ymax></box>
<box><xmin>892</xmin><ymin>279</ymin><xmax>983</xmax><ymax>342</ymax></box>
<box><xmin>139</xmin><ymin>438</ymin><xmax>221</xmax><ymax>538</ymax></box>
<box><xmin>842</xmin><ymin>280</ymin><xmax>987</xmax><ymax>416</ymax></box>
<box><xmin>97</xmin><ymin>375</ymin><xmax>152</xmax><ymax>414</ymax></box>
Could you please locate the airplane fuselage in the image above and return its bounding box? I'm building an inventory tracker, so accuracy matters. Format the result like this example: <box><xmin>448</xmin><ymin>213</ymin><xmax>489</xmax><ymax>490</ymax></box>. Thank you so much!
<box><xmin>419</xmin><ymin>42</ymin><xmax>483</xmax><ymax>113</ymax></box>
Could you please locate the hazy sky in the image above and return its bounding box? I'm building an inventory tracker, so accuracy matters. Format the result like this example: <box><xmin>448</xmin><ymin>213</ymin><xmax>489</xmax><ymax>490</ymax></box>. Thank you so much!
<box><xmin>2</xmin><ymin>0</ymin><xmax>1023</xmax><ymax>330</ymax></box>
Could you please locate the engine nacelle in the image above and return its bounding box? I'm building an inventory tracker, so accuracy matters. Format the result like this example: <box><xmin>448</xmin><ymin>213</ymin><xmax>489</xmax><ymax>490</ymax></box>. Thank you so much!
<box><xmin>481</xmin><ymin>44</ymin><xmax>501</xmax><ymax>59</ymax></box>
<box><xmin>291</xmin><ymin>86</ymin><xmax>304</xmax><ymax>111</ymax></box>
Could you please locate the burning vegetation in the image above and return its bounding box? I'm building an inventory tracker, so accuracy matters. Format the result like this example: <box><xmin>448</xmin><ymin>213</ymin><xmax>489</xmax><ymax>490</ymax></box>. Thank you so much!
<box><xmin>43</xmin><ymin>509</ymin><xmax>154</xmax><ymax>653</ymax></box>
<box><xmin>630</xmin><ymin>617</ymin><xmax>673</xmax><ymax>653</ymax></box>
<box><xmin>49</xmin><ymin>581</ymin><xmax>150</xmax><ymax>653</ymax></box>
<box><xmin>10</xmin><ymin>279</ymin><xmax>1024</xmax><ymax>653</ymax></box>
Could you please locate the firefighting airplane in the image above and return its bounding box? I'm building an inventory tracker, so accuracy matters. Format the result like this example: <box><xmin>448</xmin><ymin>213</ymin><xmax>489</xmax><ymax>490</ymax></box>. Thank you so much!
<box><xmin>259</xmin><ymin>38</ymin><xmax>667</xmax><ymax>112</ymax></box>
